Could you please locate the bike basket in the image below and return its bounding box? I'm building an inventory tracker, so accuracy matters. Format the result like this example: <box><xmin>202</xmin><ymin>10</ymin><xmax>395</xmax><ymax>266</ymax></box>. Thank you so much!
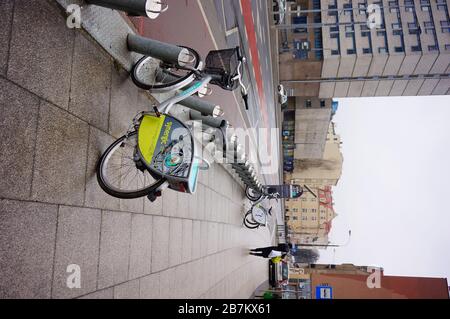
<box><xmin>204</xmin><ymin>48</ymin><xmax>240</xmax><ymax>91</ymax></box>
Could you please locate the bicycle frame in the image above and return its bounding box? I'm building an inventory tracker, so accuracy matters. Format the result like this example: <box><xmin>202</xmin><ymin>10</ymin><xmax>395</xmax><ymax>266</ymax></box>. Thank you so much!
<box><xmin>158</xmin><ymin>75</ymin><xmax>212</xmax><ymax>114</ymax></box>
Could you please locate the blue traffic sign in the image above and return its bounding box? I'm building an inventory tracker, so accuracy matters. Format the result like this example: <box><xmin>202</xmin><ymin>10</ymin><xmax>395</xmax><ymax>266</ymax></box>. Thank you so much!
<box><xmin>316</xmin><ymin>286</ymin><xmax>333</xmax><ymax>299</ymax></box>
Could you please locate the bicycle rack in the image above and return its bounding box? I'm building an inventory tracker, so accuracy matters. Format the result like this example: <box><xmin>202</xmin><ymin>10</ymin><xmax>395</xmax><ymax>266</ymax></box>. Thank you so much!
<box><xmin>86</xmin><ymin>0</ymin><xmax>168</xmax><ymax>19</ymax></box>
<box><xmin>127</xmin><ymin>34</ymin><xmax>192</xmax><ymax>67</ymax></box>
<box><xmin>189</xmin><ymin>110</ymin><xmax>227</xmax><ymax>128</ymax></box>
<box><xmin>125</xmin><ymin>33</ymin><xmax>264</xmax><ymax>193</ymax></box>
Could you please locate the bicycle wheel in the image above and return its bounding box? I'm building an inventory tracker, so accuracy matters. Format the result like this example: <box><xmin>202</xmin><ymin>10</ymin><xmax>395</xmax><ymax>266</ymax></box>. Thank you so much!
<box><xmin>244</xmin><ymin>210</ymin><xmax>260</xmax><ymax>229</ymax></box>
<box><xmin>131</xmin><ymin>46</ymin><xmax>201</xmax><ymax>92</ymax></box>
<box><xmin>97</xmin><ymin>131</ymin><xmax>165</xmax><ymax>199</ymax></box>
<box><xmin>245</xmin><ymin>185</ymin><xmax>262</xmax><ymax>202</ymax></box>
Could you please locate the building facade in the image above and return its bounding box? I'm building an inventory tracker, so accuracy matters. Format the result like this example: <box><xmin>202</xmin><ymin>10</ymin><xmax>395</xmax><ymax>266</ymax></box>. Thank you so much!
<box><xmin>278</xmin><ymin>0</ymin><xmax>450</xmax><ymax>98</ymax></box>
<box><xmin>286</xmin><ymin>266</ymin><xmax>449</xmax><ymax>299</ymax></box>
<box><xmin>285</xmin><ymin>122</ymin><xmax>343</xmax><ymax>185</ymax></box>
<box><xmin>286</xmin><ymin>185</ymin><xmax>337</xmax><ymax>245</ymax></box>
<box><xmin>311</xmin><ymin>273</ymin><xmax>449</xmax><ymax>298</ymax></box>
<box><xmin>291</xmin><ymin>263</ymin><xmax>379</xmax><ymax>275</ymax></box>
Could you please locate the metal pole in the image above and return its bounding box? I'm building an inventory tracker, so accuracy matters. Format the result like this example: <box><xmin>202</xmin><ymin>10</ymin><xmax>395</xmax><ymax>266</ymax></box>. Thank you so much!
<box><xmin>189</xmin><ymin>110</ymin><xmax>226</xmax><ymax>128</ymax></box>
<box><xmin>87</xmin><ymin>0</ymin><xmax>147</xmax><ymax>16</ymax></box>
<box><xmin>86</xmin><ymin>0</ymin><xmax>168</xmax><ymax>18</ymax></box>
<box><xmin>127</xmin><ymin>34</ymin><xmax>189</xmax><ymax>66</ymax></box>
<box><xmin>154</xmin><ymin>71</ymin><xmax>223</xmax><ymax>117</ymax></box>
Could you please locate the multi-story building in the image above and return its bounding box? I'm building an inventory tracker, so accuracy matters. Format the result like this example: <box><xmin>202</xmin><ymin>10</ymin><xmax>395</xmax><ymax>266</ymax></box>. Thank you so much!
<box><xmin>286</xmin><ymin>264</ymin><xmax>449</xmax><ymax>299</ymax></box>
<box><xmin>278</xmin><ymin>0</ymin><xmax>450</xmax><ymax>98</ymax></box>
<box><xmin>310</xmin><ymin>273</ymin><xmax>449</xmax><ymax>298</ymax></box>
<box><xmin>291</xmin><ymin>263</ymin><xmax>380</xmax><ymax>275</ymax></box>
<box><xmin>285</xmin><ymin>122</ymin><xmax>343</xmax><ymax>186</ymax></box>
<box><xmin>282</xmin><ymin>98</ymin><xmax>338</xmax><ymax>173</ymax></box>
<box><xmin>285</xmin><ymin>185</ymin><xmax>337</xmax><ymax>245</ymax></box>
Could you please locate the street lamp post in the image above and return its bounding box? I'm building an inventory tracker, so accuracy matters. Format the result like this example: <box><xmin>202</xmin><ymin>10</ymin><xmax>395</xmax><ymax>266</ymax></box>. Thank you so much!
<box><xmin>297</xmin><ymin>230</ymin><xmax>351</xmax><ymax>249</ymax></box>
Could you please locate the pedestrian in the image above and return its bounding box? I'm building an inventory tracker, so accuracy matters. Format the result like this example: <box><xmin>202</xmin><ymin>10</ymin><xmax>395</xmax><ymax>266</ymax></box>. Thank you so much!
<box><xmin>249</xmin><ymin>247</ymin><xmax>287</xmax><ymax>259</ymax></box>
<box><xmin>249</xmin><ymin>242</ymin><xmax>292</xmax><ymax>256</ymax></box>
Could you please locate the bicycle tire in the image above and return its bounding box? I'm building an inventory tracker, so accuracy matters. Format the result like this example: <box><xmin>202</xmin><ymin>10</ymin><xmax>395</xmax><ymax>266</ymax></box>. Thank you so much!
<box><xmin>131</xmin><ymin>46</ymin><xmax>201</xmax><ymax>92</ymax></box>
<box><xmin>96</xmin><ymin>132</ymin><xmax>166</xmax><ymax>199</ymax></box>
<box><xmin>245</xmin><ymin>185</ymin><xmax>262</xmax><ymax>202</ymax></box>
<box><xmin>244</xmin><ymin>210</ymin><xmax>260</xmax><ymax>229</ymax></box>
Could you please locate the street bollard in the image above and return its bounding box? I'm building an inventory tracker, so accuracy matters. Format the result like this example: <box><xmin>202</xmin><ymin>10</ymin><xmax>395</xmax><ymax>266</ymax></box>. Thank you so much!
<box><xmin>127</xmin><ymin>34</ymin><xmax>191</xmax><ymax>66</ymax></box>
<box><xmin>232</xmin><ymin>160</ymin><xmax>251</xmax><ymax>171</ymax></box>
<box><xmin>86</xmin><ymin>0</ymin><xmax>168</xmax><ymax>18</ymax></box>
<box><xmin>155</xmin><ymin>71</ymin><xmax>223</xmax><ymax>118</ymax></box>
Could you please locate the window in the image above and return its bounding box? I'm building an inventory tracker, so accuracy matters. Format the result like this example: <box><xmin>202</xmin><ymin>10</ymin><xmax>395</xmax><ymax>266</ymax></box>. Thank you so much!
<box><xmin>404</xmin><ymin>0</ymin><xmax>414</xmax><ymax>11</ymax></box>
<box><xmin>420</xmin><ymin>0</ymin><xmax>430</xmax><ymax>11</ymax></box>
<box><xmin>343</xmin><ymin>3</ymin><xmax>352</xmax><ymax>15</ymax></box>
<box><xmin>358</xmin><ymin>3</ymin><xmax>366</xmax><ymax>14</ymax></box>
<box><xmin>394</xmin><ymin>46</ymin><xmax>404</xmax><ymax>52</ymax></box>
<box><xmin>377</xmin><ymin>30</ymin><xmax>386</xmax><ymax>37</ymax></box>
<box><xmin>311</xmin><ymin>209</ymin><xmax>317</xmax><ymax>213</ymax></box>
<box><xmin>302</xmin><ymin>208</ymin><xmax>307</xmax><ymax>213</ymax></box>
<box><xmin>305</xmin><ymin>100</ymin><xmax>312</xmax><ymax>108</ymax></box>
<box><xmin>330</xmin><ymin>26</ymin><xmax>339</xmax><ymax>33</ymax></box>
<box><xmin>331</xmin><ymin>49</ymin><xmax>340</xmax><ymax>55</ymax></box>
<box><xmin>292</xmin><ymin>16</ymin><xmax>307</xmax><ymax>33</ymax></box>
<box><xmin>389</xmin><ymin>1</ymin><xmax>398</xmax><ymax>13</ymax></box>
<box><xmin>378</xmin><ymin>47</ymin><xmax>388</xmax><ymax>53</ymax></box>
<box><xmin>441</xmin><ymin>21</ymin><xmax>450</xmax><ymax>33</ymax></box>
<box><xmin>445</xmin><ymin>44</ymin><xmax>450</xmax><ymax>51</ymax></box>
<box><xmin>320</xmin><ymin>100</ymin><xmax>326</xmax><ymax>107</ymax></box>
<box><xmin>437</xmin><ymin>3</ymin><xmax>447</xmax><ymax>11</ymax></box>
<box><xmin>363</xmin><ymin>47</ymin><xmax>372</xmax><ymax>54</ymax></box>
<box><xmin>311</xmin><ymin>217</ymin><xmax>317</xmax><ymax>221</ymax></box>
<box><xmin>428</xmin><ymin>45</ymin><xmax>439</xmax><ymax>51</ymax></box>
<box><xmin>392</xmin><ymin>23</ymin><xmax>401</xmax><ymax>30</ymax></box>
<box><xmin>302</xmin><ymin>216</ymin><xmax>307</xmax><ymax>221</ymax></box>
<box><xmin>347</xmin><ymin>49</ymin><xmax>356</xmax><ymax>54</ymax></box>
<box><xmin>411</xmin><ymin>45</ymin><xmax>421</xmax><ymax>52</ymax></box>
<box><xmin>328</xmin><ymin>4</ymin><xmax>337</xmax><ymax>16</ymax></box>
<box><xmin>293</xmin><ymin>216</ymin><xmax>298</xmax><ymax>220</ymax></box>
<box><xmin>330</xmin><ymin>33</ymin><xmax>339</xmax><ymax>39</ymax></box>
<box><xmin>360</xmin><ymin>24</ymin><xmax>370</xmax><ymax>37</ymax></box>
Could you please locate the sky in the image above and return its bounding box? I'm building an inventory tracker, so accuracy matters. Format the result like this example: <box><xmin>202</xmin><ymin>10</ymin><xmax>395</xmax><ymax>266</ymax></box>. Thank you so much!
<box><xmin>318</xmin><ymin>95</ymin><xmax>450</xmax><ymax>281</ymax></box>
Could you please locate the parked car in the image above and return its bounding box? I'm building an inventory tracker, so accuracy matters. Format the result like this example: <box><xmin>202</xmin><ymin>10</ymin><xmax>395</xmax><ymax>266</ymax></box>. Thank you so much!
<box><xmin>273</xmin><ymin>0</ymin><xmax>287</xmax><ymax>25</ymax></box>
<box><xmin>277</xmin><ymin>84</ymin><xmax>288</xmax><ymax>105</ymax></box>
<box><xmin>269</xmin><ymin>259</ymin><xmax>289</xmax><ymax>288</ymax></box>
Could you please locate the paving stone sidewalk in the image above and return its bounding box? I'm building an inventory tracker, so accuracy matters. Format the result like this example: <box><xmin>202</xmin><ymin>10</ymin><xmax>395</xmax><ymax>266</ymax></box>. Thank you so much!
<box><xmin>0</xmin><ymin>0</ymin><xmax>272</xmax><ymax>299</ymax></box>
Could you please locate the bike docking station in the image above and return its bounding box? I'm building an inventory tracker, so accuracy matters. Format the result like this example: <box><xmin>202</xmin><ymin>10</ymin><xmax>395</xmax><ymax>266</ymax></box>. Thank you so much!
<box><xmin>86</xmin><ymin>0</ymin><xmax>168</xmax><ymax>19</ymax></box>
<box><xmin>82</xmin><ymin>1</ymin><xmax>272</xmax><ymax>225</ymax></box>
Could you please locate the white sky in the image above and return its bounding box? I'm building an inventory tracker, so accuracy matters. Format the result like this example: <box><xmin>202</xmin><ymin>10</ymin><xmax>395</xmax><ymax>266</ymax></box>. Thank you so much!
<box><xmin>318</xmin><ymin>95</ymin><xmax>450</xmax><ymax>281</ymax></box>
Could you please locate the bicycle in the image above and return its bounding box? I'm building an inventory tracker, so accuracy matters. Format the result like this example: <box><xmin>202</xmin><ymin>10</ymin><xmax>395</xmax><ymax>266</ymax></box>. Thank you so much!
<box><xmin>243</xmin><ymin>202</ymin><xmax>272</xmax><ymax>229</ymax></box>
<box><xmin>245</xmin><ymin>184</ymin><xmax>303</xmax><ymax>202</ymax></box>
<box><xmin>96</xmin><ymin>37</ymin><xmax>250</xmax><ymax>202</ymax></box>
<box><xmin>243</xmin><ymin>184</ymin><xmax>302</xmax><ymax>229</ymax></box>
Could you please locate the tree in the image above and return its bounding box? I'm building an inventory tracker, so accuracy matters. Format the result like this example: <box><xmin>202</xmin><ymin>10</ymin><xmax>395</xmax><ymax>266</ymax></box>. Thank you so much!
<box><xmin>291</xmin><ymin>249</ymin><xmax>320</xmax><ymax>264</ymax></box>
